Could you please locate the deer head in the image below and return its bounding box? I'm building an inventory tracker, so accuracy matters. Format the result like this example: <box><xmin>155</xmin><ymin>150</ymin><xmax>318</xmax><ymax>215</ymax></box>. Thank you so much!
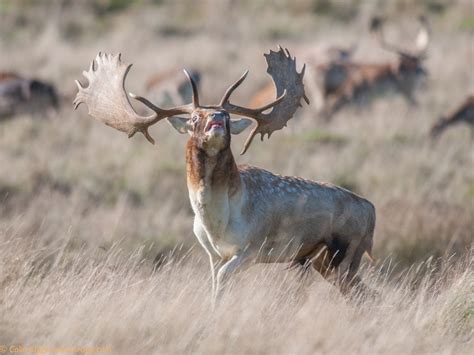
<box><xmin>74</xmin><ymin>48</ymin><xmax>308</xmax><ymax>155</ymax></box>
<box><xmin>370</xmin><ymin>15</ymin><xmax>430</xmax><ymax>77</ymax></box>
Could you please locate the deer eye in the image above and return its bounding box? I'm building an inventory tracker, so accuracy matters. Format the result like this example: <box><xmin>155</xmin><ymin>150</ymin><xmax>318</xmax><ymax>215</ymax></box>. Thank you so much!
<box><xmin>191</xmin><ymin>115</ymin><xmax>199</xmax><ymax>123</ymax></box>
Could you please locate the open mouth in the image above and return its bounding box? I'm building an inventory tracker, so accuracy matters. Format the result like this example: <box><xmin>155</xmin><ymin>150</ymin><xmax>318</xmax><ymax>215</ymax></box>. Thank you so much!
<box><xmin>206</xmin><ymin>121</ymin><xmax>224</xmax><ymax>131</ymax></box>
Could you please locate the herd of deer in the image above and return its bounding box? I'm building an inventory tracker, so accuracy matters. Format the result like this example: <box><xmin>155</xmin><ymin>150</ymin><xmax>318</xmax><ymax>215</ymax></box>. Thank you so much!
<box><xmin>2</xmin><ymin>17</ymin><xmax>473</xmax><ymax>303</ymax></box>
<box><xmin>1</xmin><ymin>17</ymin><xmax>473</xmax><ymax>136</ymax></box>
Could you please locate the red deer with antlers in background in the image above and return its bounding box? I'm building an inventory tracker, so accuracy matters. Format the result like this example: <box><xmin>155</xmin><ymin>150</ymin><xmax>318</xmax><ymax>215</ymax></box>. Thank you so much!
<box><xmin>319</xmin><ymin>16</ymin><xmax>430</xmax><ymax>118</ymax></box>
<box><xmin>248</xmin><ymin>44</ymin><xmax>357</xmax><ymax>110</ymax></box>
<box><xmin>74</xmin><ymin>48</ymin><xmax>376</xmax><ymax>302</ymax></box>
<box><xmin>431</xmin><ymin>95</ymin><xmax>474</xmax><ymax>138</ymax></box>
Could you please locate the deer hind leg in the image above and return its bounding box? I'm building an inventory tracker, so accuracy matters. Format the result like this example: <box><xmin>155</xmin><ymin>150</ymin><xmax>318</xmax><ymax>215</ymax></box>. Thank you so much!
<box><xmin>337</xmin><ymin>239</ymin><xmax>377</xmax><ymax>299</ymax></box>
<box><xmin>310</xmin><ymin>237</ymin><xmax>360</xmax><ymax>293</ymax></box>
<box><xmin>399</xmin><ymin>82</ymin><xmax>418</xmax><ymax>107</ymax></box>
<box><xmin>310</xmin><ymin>238</ymin><xmax>375</xmax><ymax>299</ymax></box>
<box><xmin>337</xmin><ymin>240</ymin><xmax>364</xmax><ymax>295</ymax></box>
<box><xmin>308</xmin><ymin>244</ymin><xmax>332</xmax><ymax>277</ymax></box>
<box><xmin>403</xmin><ymin>91</ymin><xmax>418</xmax><ymax>107</ymax></box>
<box><xmin>304</xmin><ymin>243</ymin><xmax>341</xmax><ymax>288</ymax></box>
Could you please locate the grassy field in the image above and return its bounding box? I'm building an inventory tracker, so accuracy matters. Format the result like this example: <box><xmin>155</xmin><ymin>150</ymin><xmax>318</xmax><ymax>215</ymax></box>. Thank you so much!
<box><xmin>0</xmin><ymin>1</ymin><xmax>473</xmax><ymax>354</ymax></box>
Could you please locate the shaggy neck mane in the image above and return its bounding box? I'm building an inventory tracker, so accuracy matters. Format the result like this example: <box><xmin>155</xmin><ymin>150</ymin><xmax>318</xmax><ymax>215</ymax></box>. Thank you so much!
<box><xmin>185</xmin><ymin>138</ymin><xmax>241</xmax><ymax>197</ymax></box>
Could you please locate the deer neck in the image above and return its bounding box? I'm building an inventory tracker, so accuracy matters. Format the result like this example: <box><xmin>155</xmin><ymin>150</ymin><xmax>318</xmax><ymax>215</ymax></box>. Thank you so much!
<box><xmin>185</xmin><ymin>139</ymin><xmax>242</xmax><ymax>207</ymax></box>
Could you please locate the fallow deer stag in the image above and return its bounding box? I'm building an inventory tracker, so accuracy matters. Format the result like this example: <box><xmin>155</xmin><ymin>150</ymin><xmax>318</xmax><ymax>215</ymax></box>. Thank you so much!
<box><xmin>320</xmin><ymin>16</ymin><xmax>430</xmax><ymax>118</ymax></box>
<box><xmin>431</xmin><ymin>95</ymin><xmax>474</xmax><ymax>138</ymax></box>
<box><xmin>74</xmin><ymin>48</ymin><xmax>376</xmax><ymax>301</ymax></box>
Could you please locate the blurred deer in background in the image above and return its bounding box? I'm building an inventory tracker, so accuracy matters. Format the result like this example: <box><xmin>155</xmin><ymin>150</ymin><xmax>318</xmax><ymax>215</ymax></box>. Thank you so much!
<box><xmin>248</xmin><ymin>44</ymin><xmax>357</xmax><ymax>109</ymax></box>
<box><xmin>145</xmin><ymin>67</ymin><xmax>201</xmax><ymax>106</ymax></box>
<box><xmin>74</xmin><ymin>48</ymin><xmax>376</xmax><ymax>303</ymax></box>
<box><xmin>0</xmin><ymin>72</ymin><xmax>20</xmax><ymax>82</ymax></box>
<box><xmin>0</xmin><ymin>73</ymin><xmax>59</xmax><ymax>119</ymax></box>
<box><xmin>319</xmin><ymin>16</ymin><xmax>430</xmax><ymax>118</ymax></box>
<box><xmin>431</xmin><ymin>95</ymin><xmax>474</xmax><ymax>138</ymax></box>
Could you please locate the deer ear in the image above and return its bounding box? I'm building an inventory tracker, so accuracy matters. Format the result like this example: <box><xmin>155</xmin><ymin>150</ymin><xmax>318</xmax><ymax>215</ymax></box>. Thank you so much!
<box><xmin>230</xmin><ymin>118</ymin><xmax>253</xmax><ymax>135</ymax></box>
<box><xmin>167</xmin><ymin>116</ymin><xmax>192</xmax><ymax>134</ymax></box>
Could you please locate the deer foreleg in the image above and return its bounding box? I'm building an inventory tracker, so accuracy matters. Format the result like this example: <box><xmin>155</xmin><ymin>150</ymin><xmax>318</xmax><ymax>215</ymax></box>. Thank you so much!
<box><xmin>193</xmin><ymin>219</ymin><xmax>221</xmax><ymax>299</ymax></box>
<box><xmin>214</xmin><ymin>249</ymin><xmax>252</xmax><ymax>303</ymax></box>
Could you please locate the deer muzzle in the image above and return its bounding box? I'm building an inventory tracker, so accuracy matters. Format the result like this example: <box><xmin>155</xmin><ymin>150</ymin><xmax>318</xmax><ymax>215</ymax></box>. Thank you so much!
<box><xmin>205</xmin><ymin>112</ymin><xmax>226</xmax><ymax>133</ymax></box>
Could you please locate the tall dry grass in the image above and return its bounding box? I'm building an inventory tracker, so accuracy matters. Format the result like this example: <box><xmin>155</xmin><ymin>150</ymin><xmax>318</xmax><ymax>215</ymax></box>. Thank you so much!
<box><xmin>0</xmin><ymin>1</ymin><xmax>473</xmax><ymax>353</ymax></box>
<box><xmin>0</xmin><ymin>232</ymin><xmax>472</xmax><ymax>354</ymax></box>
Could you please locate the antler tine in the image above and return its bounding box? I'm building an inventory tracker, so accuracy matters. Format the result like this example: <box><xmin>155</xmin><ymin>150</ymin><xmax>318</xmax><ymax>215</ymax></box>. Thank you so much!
<box><xmin>371</xmin><ymin>17</ymin><xmax>405</xmax><ymax>56</ymax></box>
<box><xmin>218</xmin><ymin>69</ymin><xmax>287</xmax><ymax>118</ymax></box>
<box><xmin>130</xmin><ymin>93</ymin><xmax>193</xmax><ymax>117</ymax></box>
<box><xmin>74</xmin><ymin>52</ymin><xmax>193</xmax><ymax>145</ymax></box>
<box><xmin>240</xmin><ymin>125</ymin><xmax>260</xmax><ymax>155</ymax></box>
<box><xmin>183</xmin><ymin>69</ymin><xmax>200</xmax><ymax>108</ymax></box>
<box><xmin>221</xmin><ymin>90</ymin><xmax>286</xmax><ymax>118</ymax></box>
<box><xmin>254</xmin><ymin>90</ymin><xmax>287</xmax><ymax>112</ymax></box>
<box><xmin>415</xmin><ymin>15</ymin><xmax>430</xmax><ymax>55</ymax></box>
<box><xmin>219</xmin><ymin>70</ymin><xmax>249</xmax><ymax>106</ymax></box>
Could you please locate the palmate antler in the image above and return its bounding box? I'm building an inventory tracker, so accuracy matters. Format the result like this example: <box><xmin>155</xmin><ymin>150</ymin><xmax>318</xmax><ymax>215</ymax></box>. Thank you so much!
<box><xmin>218</xmin><ymin>46</ymin><xmax>309</xmax><ymax>154</ymax></box>
<box><xmin>73</xmin><ymin>53</ymin><xmax>195</xmax><ymax>144</ymax></box>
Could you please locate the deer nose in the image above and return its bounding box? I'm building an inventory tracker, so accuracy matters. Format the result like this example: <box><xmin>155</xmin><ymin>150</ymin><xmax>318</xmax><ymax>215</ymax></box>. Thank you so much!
<box><xmin>209</xmin><ymin>112</ymin><xmax>227</xmax><ymax>123</ymax></box>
